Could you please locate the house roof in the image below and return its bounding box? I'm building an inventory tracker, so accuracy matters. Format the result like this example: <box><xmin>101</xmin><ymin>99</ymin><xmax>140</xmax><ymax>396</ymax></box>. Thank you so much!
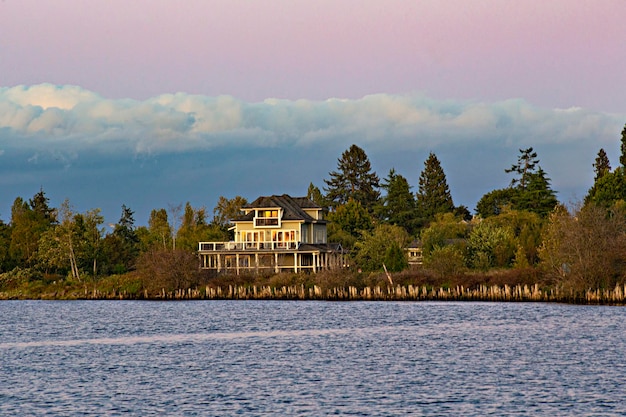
<box><xmin>234</xmin><ymin>194</ymin><xmax>325</xmax><ymax>223</ymax></box>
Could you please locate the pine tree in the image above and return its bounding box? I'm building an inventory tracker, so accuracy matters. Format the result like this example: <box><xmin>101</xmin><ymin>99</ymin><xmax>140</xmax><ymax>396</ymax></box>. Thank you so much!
<box><xmin>515</xmin><ymin>168</ymin><xmax>558</xmax><ymax>217</ymax></box>
<box><xmin>619</xmin><ymin>125</ymin><xmax>626</xmax><ymax>167</ymax></box>
<box><xmin>505</xmin><ymin>147</ymin><xmax>539</xmax><ymax>189</ymax></box>
<box><xmin>324</xmin><ymin>144</ymin><xmax>380</xmax><ymax>213</ymax></box>
<box><xmin>378</xmin><ymin>169</ymin><xmax>417</xmax><ymax>234</ymax></box>
<box><xmin>593</xmin><ymin>148</ymin><xmax>611</xmax><ymax>182</ymax></box>
<box><xmin>416</xmin><ymin>153</ymin><xmax>454</xmax><ymax>223</ymax></box>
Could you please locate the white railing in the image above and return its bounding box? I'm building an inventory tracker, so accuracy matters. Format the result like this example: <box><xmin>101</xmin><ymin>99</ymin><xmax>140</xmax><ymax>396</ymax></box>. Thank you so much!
<box><xmin>198</xmin><ymin>241</ymin><xmax>299</xmax><ymax>251</ymax></box>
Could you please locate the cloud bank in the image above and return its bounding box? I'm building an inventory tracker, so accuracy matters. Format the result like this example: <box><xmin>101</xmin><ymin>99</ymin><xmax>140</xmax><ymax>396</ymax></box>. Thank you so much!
<box><xmin>0</xmin><ymin>84</ymin><xmax>624</xmax><ymax>224</ymax></box>
<box><xmin>1</xmin><ymin>84</ymin><xmax>621</xmax><ymax>157</ymax></box>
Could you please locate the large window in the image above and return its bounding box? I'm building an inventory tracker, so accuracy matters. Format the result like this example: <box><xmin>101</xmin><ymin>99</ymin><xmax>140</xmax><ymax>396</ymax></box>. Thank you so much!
<box><xmin>255</xmin><ymin>210</ymin><xmax>280</xmax><ymax>227</ymax></box>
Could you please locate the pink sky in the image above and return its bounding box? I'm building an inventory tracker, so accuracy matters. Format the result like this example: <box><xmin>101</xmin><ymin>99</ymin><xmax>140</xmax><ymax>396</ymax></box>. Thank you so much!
<box><xmin>1</xmin><ymin>0</ymin><xmax>625</xmax><ymax>112</ymax></box>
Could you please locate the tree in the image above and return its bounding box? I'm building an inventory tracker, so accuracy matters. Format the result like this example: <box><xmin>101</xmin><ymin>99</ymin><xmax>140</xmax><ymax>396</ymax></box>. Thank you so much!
<box><xmin>466</xmin><ymin>222</ymin><xmax>516</xmax><ymax>270</ymax></box>
<box><xmin>419</xmin><ymin>213</ymin><xmax>468</xmax><ymax>260</ymax></box>
<box><xmin>352</xmin><ymin>224</ymin><xmax>410</xmax><ymax>272</ymax></box>
<box><xmin>327</xmin><ymin>199</ymin><xmax>373</xmax><ymax>249</ymax></box>
<box><xmin>103</xmin><ymin>205</ymin><xmax>140</xmax><ymax>273</ymax></box>
<box><xmin>585</xmin><ymin>167</ymin><xmax>626</xmax><ymax>207</ymax></box>
<box><xmin>377</xmin><ymin>169</ymin><xmax>417</xmax><ymax>234</ymax></box>
<box><xmin>212</xmin><ymin>196</ymin><xmax>248</xmax><ymax>228</ymax></box>
<box><xmin>594</xmin><ymin>148</ymin><xmax>611</xmax><ymax>182</ymax></box>
<box><xmin>416</xmin><ymin>153</ymin><xmax>454</xmax><ymax>224</ymax></box>
<box><xmin>146</xmin><ymin>208</ymin><xmax>172</xmax><ymax>250</ymax></box>
<box><xmin>475</xmin><ymin>188</ymin><xmax>519</xmax><ymax>218</ymax></box>
<box><xmin>619</xmin><ymin>124</ymin><xmax>626</xmax><ymax>168</ymax></box>
<box><xmin>514</xmin><ymin>168</ymin><xmax>558</xmax><ymax>217</ymax></box>
<box><xmin>324</xmin><ymin>144</ymin><xmax>380</xmax><ymax>213</ymax></box>
<box><xmin>307</xmin><ymin>183</ymin><xmax>329</xmax><ymax>213</ymax></box>
<box><xmin>9</xmin><ymin>193</ymin><xmax>55</xmax><ymax>268</ymax></box>
<box><xmin>505</xmin><ymin>147</ymin><xmax>539</xmax><ymax>189</ymax></box>
<box><xmin>477</xmin><ymin>148</ymin><xmax>557</xmax><ymax>218</ymax></box>
<box><xmin>539</xmin><ymin>203</ymin><xmax>626</xmax><ymax>291</ymax></box>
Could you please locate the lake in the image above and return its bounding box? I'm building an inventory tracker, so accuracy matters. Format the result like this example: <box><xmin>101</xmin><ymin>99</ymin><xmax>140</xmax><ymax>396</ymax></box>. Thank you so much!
<box><xmin>1</xmin><ymin>300</ymin><xmax>625</xmax><ymax>416</ymax></box>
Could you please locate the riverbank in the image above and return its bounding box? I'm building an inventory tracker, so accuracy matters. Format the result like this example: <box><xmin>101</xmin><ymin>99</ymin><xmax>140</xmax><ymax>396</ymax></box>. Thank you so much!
<box><xmin>2</xmin><ymin>268</ymin><xmax>625</xmax><ymax>304</ymax></box>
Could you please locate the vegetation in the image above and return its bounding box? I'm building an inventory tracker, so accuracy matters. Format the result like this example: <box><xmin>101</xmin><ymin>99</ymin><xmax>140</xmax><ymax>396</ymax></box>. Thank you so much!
<box><xmin>2</xmin><ymin>123</ymin><xmax>626</xmax><ymax>302</ymax></box>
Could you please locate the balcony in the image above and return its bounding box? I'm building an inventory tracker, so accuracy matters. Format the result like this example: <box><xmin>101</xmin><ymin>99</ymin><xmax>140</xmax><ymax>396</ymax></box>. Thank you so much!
<box><xmin>254</xmin><ymin>217</ymin><xmax>279</xmax><ymax>227</ymax></box>
<box><xmin>199</xmin><ymin>240</ymin><xmax>299</xmax><ymax>252</ymax></box>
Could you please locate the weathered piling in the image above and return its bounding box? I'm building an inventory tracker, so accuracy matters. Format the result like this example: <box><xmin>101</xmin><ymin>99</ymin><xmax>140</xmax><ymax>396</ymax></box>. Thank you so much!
<box><xmin>47</xmin><ymin>282</ymin><xmax>626</xmax><ymax>304</ymax></box>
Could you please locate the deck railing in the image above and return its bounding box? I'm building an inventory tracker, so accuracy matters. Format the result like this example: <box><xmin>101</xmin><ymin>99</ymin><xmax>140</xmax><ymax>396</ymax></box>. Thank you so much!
<box><xmin>198</xmin><ymin>241</ymin><xmax>299</xmax><ymax>251</ymax></box>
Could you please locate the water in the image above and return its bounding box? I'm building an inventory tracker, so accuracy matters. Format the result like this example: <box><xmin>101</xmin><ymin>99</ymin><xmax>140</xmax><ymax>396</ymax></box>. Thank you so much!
<box><xmin>1</xmin><ymin>301</ymin><xmax>625</xmax><ymax>416</ymax></box>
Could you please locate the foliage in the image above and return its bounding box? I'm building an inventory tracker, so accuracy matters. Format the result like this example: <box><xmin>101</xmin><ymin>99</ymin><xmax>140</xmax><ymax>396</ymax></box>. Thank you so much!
<box><xmin>145</xmin><ymin>208</ymin><xmax>172</xmax><ymax>250</ymax></box>
<box><xmin>514</xmin><ymin>168</ymin><xmax>558</xmax><ymax>217</ymax></box>
<box><xmin>594</xmin><ymin>148</ymin><xmax>611</xmax><ymax>182</ymax></box>
<box><xmin>419</xmin><ymin>213</ymin><xmax>468</xmax><ymax>259</ymax></box>
<box><xmin>475</xmin><ymin>188</ymin><xmax>518</xmax><ymax>218</ymax></box>
<box><xmin>619</xmin><ymin>124</ymin><xmax>626</xmax><ymax>168</ymax></box>
<box><xmin>424</xmin><ymin>245</ymin><xmax>466</xmax><ymax>280</ymax></box>
<box><xmin>416</xmin><ymin>153</ymin><xmax>454</xmax><ymax>224</ymax></box>
<box><xmin>352</xmin><ymin>224</ymin><xmax>410</xmax><ymax>272</ymax></box>
<box><xmin>505</xmin><ymin>147</ymin><xmax>539</xmax><ymax>189</ymax></box>
<box><xmin>585</xmin><ymin>167</ymin><xmax>626</xmax><ymax>208</ymax></box>
<box><xmin>324</xmin><ymin>144</ymin><xmax>380</xmax><ymax>213</ymax></box>
<box><xmin>477</xmin><ymin>148</ymin><xmax>557</xmax><ymax>218</ymax></box>
<box><xmin>135</xmin><ymin>249</ymin><xmax>201</xmax><ymax>294</ymax></box>
<box><xmin>307</xmin><ymin>183</ymin><xmax>329</xmax><ymax>213</ymax></box>
<box><xmin>466</xmin><ymin>221</ymin><xmax>516</xmax><ymax>270</ymax></box>
<box><xmin>212</xmin><ymin>195</ymin><xmax>248</xmax><ymax>227</ymax></box>
<box><xmin>377</xmin><ymin>169</ymin><xmax>418</xmax><ymax>234</ymax></box>
<box><xmin>326</xmin><ymin>199</ymin><xmax>373</xmax><ymax>248</ymax></box>
<box><xmin>539</xmin><ymin>203</ymin><xmax>626</xmax><ymax>291</ymax></box>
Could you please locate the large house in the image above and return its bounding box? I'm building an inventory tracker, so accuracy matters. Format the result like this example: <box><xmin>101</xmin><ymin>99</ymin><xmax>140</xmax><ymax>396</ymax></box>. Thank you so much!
<box><xmin>198</xmin><ymin>195</ymin><xmax>345</xmax><ymax>274</ymax></box>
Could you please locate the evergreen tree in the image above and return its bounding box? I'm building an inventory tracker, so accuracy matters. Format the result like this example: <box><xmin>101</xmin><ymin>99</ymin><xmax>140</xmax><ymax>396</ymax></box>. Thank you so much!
<box><xmin>619</xmin><ymin>125</ymin><xmax>626</xmax><ymax>167</ymax></box>
<box><xmin>324</xmin><ymin>144</ymin><xmax>380</xmax><ymax>213</ymax></box>
<box><xmin>103</xmin><ymin>205</ymin><xmax>140</xmax><ymax>273</ymax></box>
<box><xmin>307</xmin><ymin>183</ymin><xmax>329</xmax><ymax>213</ymax></box>
<box><xmin>377</xmin><ymin>169</ymin><xmax>417</xmax><ymax>233</ymax></box>
<box><xmin>505</xmin><ymin>147</ymin><xmax>539</xmax><ymax>189</ymax></box>
<box><xmin>416</xmin><ymin>153</ymin><xmax>454</xmax><ymax>224</ymax></box>
<box><xmin>594</xmin><ymin>148</ymin><xmax>611</xmax><ymax>182</ymax></box>
<box><xmin>475</xmin><ymin>188</ymin><xmax>519</xmax><ymax>218</ymax></box>
<box><xmin>515</xmin><ymin>168</ymin><xmax>558</xmax><ymax>217</ymax></box>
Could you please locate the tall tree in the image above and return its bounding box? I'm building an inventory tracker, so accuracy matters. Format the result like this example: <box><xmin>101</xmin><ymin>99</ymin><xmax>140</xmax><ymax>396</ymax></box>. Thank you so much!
<box><xmin>146</xmin><ymin>208</ymin><xmax>172</xmax><ymax>250</ymax></box>
<box><xmin>377</xmin><ymin>169</ymin><xmax>417</xmax><ymax>234</ymax></box>
<box><xmin>212</xmin><ymin>196</ymin><xmax>248</xmax><ymax>228</ymax></box>
<box><xmin>307</xmin><ymin>183</ymin><xmax>329</xmax><ymax>213</ymax></box>
<box><xmin>416</xmin><ymin>153</ymin><xmax>454</xmax><ymax>224</ymax></box>
<box><xmin>505</xmin><ymin>147</ymin><xmax>539</xmax><ymax>189</ymax></box>
<box><xmin>619</xmin><ymin>124</ymin><xmax>626</xmax><ymax>168</ymax></box>
<box><xmin>103</xmin><ymin>205</ymin><xmax>140</xmax><ymax>273</ymax></box>
<box><xmin>515</xmin><ymin>168</ymin><xmax>558</xmax><ymax>217</ymax></box>
<box><xmin>593</xmin><ymin>148</ymin><xmax>611</xmax><ymax>182</ymax></box>
<box><xmin>324</xmin><ymin>144</ymin><xmax>380</xmax><ymax>213</ymax></box>
<box><xmin>9</xmin><ymin>192</ymin><xmax>55</xmax><ymax>267</ymax></box>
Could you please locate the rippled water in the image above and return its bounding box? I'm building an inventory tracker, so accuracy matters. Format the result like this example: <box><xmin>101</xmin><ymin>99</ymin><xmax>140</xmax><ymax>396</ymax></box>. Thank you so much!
<box><xmin>1</xmin><ymin>300</ymin><xmax>625</xmax><ymax>416</ymax></box>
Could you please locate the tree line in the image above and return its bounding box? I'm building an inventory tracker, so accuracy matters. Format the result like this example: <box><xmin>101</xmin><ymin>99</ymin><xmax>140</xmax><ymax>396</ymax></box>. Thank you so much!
<box><xmin>1</xmin><ymin>123</ymin><xmax>626</xmax><ymax>293</ymax></box>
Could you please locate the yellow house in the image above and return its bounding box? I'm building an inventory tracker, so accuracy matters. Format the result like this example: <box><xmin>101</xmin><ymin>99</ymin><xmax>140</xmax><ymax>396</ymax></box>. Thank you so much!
<box><xmin>198</xmin><ymin>195</ymin><xmax>345</xmax><ymax>274</ymax></box>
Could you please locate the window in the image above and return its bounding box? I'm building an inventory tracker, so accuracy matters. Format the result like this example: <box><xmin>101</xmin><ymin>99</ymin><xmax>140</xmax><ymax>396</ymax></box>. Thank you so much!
<box><xmin>255</xmin><ymin>209</ymin><xmax>280</xmax><ymax>227</ymax></box>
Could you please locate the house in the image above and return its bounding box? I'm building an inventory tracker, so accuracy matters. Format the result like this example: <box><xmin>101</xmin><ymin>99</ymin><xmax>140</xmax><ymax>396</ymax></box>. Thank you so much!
<box><xmin>406</xmin><ymin>239</ymin><xmax>423</xmax><ymax>266</ymax></box>
<box><xmin>198</xmin><ymin>195</ymin><xmax>345</xmax><ymax>274</ymax></box>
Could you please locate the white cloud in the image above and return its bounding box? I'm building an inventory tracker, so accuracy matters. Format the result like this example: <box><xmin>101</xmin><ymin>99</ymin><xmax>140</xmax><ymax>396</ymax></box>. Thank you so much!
<box><xmin>0</xmin><ymin>84</ymin><xmax>623</xmax><ymax>157</ymax></box>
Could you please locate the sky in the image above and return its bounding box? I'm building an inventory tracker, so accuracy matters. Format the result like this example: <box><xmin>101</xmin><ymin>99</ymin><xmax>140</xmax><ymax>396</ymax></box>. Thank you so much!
<box><xmin>1</xmin><ymin>0</ymin><xmax>625</xmax><ymax>226</ymax></box>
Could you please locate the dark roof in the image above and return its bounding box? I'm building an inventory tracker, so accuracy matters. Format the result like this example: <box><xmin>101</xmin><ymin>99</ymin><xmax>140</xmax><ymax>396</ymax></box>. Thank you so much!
<box><xmin>234</xmin><ymin>194</ymin><xmax>324</xmax><ymax>223</ymax></box>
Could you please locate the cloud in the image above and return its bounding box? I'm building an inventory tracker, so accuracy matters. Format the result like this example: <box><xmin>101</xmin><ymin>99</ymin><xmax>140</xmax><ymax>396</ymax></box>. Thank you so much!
<box><xmin>0</xmin><ymin>84</ymin><xmax>622</xmax><ymax>158</ymax></box>
<box><xmin>0</xmin><ymin>84</ymin><xmax>625</xmax><ymax>226</ymax></box>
